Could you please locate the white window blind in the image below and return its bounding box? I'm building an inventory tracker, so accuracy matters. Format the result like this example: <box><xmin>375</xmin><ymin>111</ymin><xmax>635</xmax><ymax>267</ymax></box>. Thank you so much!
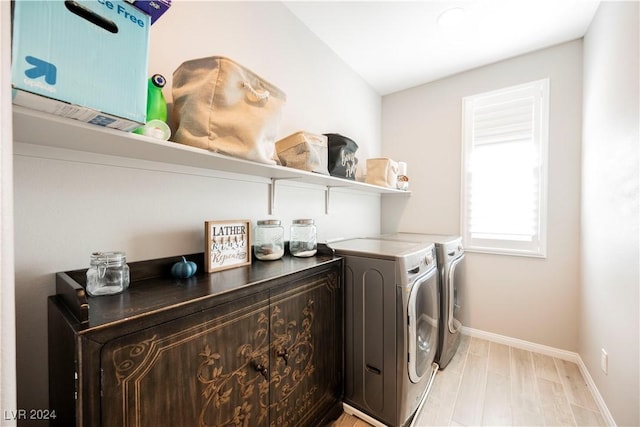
<box><xmin>461</xmin><ymin>79</ymin><xmax>549</xmax><ymax>257</ymax></box>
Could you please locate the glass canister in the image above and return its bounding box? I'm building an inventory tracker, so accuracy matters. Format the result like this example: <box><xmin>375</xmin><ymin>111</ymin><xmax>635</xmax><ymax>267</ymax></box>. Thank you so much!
<box><xmin>290</xmin><ymin>219</ymin><xmax>317</xmax><ymax>257</ymax></box>
<box><xmin>254</xmin><ymin>220</ymin><xmax>285</xmax><ymax>261</ymax></box>
<box><xmin>86</xmin><ymin>251</ymin><xmax>130</xmax><ymax>296</ymax></box>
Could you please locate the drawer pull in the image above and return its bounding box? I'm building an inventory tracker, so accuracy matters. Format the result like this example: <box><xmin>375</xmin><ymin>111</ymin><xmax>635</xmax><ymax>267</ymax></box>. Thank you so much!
<box><xmin>254</xmin><ymin>362</ymin><xmax>269</xmax><ymax>380</ymax></box>
<box><xmin>276</xmin><ymin>348</ymin><xmax>290</xmax><ymax>365</ymax></box>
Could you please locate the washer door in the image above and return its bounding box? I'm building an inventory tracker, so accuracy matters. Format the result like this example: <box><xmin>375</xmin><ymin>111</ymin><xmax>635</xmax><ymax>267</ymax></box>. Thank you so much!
<box><xmin>407</xmin><ymin>267</ymin><xmax>439</xmax><ymax>383</ymax></box>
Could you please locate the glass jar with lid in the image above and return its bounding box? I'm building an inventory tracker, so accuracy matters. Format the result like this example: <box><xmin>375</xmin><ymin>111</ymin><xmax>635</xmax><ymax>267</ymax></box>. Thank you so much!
<box><xmin>254</xmin><ymin>220</ymin><xmax>285</xmax><ymax>261</ymax></box>
<box><xmin>86</xmin><ymin>251</ymin><xmax>130</xmax><ymax>296</ymax></box>
<box><xmin>290</xmin><ymin>219</ymin><xmax>317</xmax><ymax>257</ymax></box>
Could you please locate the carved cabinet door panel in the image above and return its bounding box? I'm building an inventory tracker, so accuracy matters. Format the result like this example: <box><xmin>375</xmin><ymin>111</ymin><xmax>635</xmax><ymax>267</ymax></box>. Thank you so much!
<box><xmin>268</xmin><ymin>268</ymin><xmax>341</xmax><ymax>427</ymax></box>
<box><xmin>100</xmin><ymin>291</ymin><xmax>271</xmax><ymax>427</ymax></box>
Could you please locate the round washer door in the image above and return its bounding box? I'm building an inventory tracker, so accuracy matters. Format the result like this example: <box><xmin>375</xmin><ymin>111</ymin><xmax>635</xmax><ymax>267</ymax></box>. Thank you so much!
<box><xmin>407</xmin><ymin>267</ymin><xmax>439</xmax><ymax>383</ymax></box>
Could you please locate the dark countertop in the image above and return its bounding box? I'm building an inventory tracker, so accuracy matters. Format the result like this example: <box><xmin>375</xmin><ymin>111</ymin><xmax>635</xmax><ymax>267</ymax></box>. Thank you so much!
<box><xmin>53</xmin><ymin>247</ymin><xmax>341</xmax><ymax>334</ymax></box>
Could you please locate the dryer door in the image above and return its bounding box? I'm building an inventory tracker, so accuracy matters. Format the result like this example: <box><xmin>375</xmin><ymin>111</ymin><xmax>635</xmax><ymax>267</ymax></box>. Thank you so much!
<box><xmin>407</xmin><ymin>267</ymin><xmax>439</xmax><ymax>383</ymax></box>
<box><xmin>447</xmin><ymin>255</ymin><xmax>465</xmax><ymax>334</ymax></box>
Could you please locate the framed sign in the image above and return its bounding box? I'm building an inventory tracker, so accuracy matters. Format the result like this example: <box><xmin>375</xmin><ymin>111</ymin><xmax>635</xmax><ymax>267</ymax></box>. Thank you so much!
<box><xmin>205</xmin><ymin>220</ymin><xmax>251</xmax><ymax>273</ymax></box>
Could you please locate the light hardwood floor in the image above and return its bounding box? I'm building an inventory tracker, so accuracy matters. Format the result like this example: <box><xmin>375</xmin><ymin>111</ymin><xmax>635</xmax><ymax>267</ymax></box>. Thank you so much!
<box><xmin>332</xmin><ymin>335</ymin><xmax>606</xmax><ymax>427</ymax></box>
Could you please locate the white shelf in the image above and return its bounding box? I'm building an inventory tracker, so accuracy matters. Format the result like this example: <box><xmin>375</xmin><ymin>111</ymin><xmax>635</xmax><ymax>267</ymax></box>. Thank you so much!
<box><xmin>12</xmin><ymin>106</ymin><xmax>411</xmax><ymax>196</ymax></box>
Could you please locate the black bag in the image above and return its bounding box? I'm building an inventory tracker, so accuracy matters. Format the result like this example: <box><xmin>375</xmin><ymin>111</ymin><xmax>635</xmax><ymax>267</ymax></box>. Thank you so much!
<box><xmin>324</xmin><ymin>133</ymin><xmax>359</xmax><ymax>180</ymax></box>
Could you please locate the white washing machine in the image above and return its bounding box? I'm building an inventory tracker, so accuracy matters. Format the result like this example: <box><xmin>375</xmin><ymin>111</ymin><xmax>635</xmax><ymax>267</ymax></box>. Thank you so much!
<box><xmin>328</xmin><ymin>238</ymin><xmax>439</xmax><ymax>427</ymax></box>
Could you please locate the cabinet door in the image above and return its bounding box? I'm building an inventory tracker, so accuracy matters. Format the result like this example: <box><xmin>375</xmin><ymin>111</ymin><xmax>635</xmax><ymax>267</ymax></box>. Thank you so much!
<box><xmin>268</xmin><ymin>268</ymin><xmax>342</xmax><ymax>427</ymax></box>
<box><xmin>100</xmin><ymin>291</ymin><xmax>270</xmax><ymax>427</ymax></box>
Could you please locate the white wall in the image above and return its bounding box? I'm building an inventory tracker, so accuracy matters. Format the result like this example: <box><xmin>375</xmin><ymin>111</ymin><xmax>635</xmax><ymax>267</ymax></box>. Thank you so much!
<box><xmin>581</xmin><ymin>2</ymin><xmax>639</xmax><ymax>426</ymax></box>
<box><xmin>151</xmin><ymin>2</ymin><xmax>381</xmax><ymax>160</ymax></box>
<box><xmin>381</xmin><ymin>40</ymin><xmax>583</xmax><ymax>351</ymax></box>
<box><xmin>12</xmin><ymin>2</ymin><xmax>382</xmax><ymax>422</ymax></box>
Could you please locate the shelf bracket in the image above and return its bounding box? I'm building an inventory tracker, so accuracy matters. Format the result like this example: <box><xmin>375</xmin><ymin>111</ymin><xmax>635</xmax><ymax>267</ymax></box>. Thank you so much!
<box><xmin>269</xmin><ymin>178</ymin><xmax>279</xmax><ymax>215</ymax></box>
<box><xmin>325</xmin><ymin>186</ymin><xmax>331</xmax><ymax>215</ymax></box>
<box><xmin>324</xmin><ymin>185</ymin><xmax>352</xmax><ymax>214</ymax></box>
<box><xmin>269</xmin><ymin>178</ymin><xmax>297</xmax><ymax>215</ymax></box>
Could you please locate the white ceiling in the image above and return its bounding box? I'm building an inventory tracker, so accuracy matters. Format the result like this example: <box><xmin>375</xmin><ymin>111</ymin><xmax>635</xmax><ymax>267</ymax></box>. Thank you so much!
<box><xmin>284</xmin><ymin>0</ymin><xmax>601</xmax><ymax>95</ymax></box>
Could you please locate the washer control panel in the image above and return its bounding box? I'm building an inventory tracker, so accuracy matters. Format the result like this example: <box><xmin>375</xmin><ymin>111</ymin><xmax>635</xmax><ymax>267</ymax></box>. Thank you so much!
<box><xmin>401</xmin><ymin>244</ymin><xmax>437</xmax><ymax>284</ymax></box>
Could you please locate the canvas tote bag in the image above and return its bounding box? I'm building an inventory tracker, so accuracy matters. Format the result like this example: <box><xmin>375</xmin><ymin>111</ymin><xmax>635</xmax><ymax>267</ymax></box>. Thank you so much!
<box><xmin>365</xmin><ymin>158</ymin><xmax>399</xmax><ymax>188</ymax></box>
<box><xmin>172</xmin><ymin>56</ymin><xmax>286</xmax><ymax>164</ymax></box>
<box><xmin>276</xmin><ymin>131</ymin><xmax>329</xmax><ymax>175</ymax></box>
<box><xmin>323</xmin><ymin>133</ymin><xmax>359</xmax><ymax>180</ymax></box>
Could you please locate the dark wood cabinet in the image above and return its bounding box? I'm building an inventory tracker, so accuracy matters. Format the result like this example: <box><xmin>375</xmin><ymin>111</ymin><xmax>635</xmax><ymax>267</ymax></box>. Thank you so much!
<box><xmin>48</xmin><ymin>252</ymin><xmax>342</xmax><ymax>427</ymax></box>
<box><xmin>268</xmin><ymin>271</ymin><xmax>342</xmax><ymax>427</ymax></box>
<box><xmin>100</xmin><ymin>291</ymin><xmax>270</xmax><ymax>427</ymax></box>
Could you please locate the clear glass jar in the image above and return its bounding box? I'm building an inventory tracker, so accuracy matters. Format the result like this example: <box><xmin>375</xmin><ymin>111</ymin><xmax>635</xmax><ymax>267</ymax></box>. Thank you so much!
<box><xmin>290</xmin><ymin>219</ymin><xmax>317</xmax><ymax>257</ymax></box>
<box><xmin>86</xmin><ymin>251</ymin><xmax>130</xmax><ymax>296</ymax></box>
<box><xmin>254</xmin><ymin>220</ymin><xmax>285</xmax><ymax>261</ymax></box>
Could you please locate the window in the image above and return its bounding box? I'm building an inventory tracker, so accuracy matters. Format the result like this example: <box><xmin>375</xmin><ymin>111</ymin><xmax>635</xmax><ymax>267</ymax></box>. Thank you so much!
<box><xmin>461</xmin><ymin>79</ymin><xmax>549</xmax><ymax>257</ymax></box>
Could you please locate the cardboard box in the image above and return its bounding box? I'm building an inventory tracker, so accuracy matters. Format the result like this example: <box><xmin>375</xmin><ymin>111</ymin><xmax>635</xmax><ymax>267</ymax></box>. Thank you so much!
<box><xmin>126</xmin><ymin>0</ymin><xmax>171</xmax><ymax>25</ymax></box>
<box><xmin>11</xmin><ymin>0</ymin><xmax>150</xmax><ymax>130</ymax></box>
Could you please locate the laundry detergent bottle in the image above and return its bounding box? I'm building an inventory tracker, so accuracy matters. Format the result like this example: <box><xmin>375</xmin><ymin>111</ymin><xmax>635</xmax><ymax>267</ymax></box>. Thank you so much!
<box><xmin>134</xmin><ymin>74</ymin><xmax>171</xmax><ymax>140</ymax></box>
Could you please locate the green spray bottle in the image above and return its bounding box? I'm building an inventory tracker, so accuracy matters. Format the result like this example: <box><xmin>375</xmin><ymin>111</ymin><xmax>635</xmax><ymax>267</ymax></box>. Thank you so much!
<box><xmin>134</xmin><ymin>74</ymin><xmax>171</xmax><ymax>140</ymax></box>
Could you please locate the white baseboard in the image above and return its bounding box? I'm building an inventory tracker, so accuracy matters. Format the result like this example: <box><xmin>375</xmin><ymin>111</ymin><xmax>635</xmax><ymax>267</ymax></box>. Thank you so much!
<box><xmin>342</xmin><ymin>403</ymin><xmax>388</xmax><ymax>427</ymax></box>
<box><xmin>574</xmin><ymin>355</ymin><xmax>618</xmax><ymax>427</ymax></box>
<box><xmin>461</xmin><ymin>326</ymin><xmax>617</xmax><ymax>427</ymax></box>
<box><xmin>461</xmin><ymin>326</ymin><xmax>579</xmax><ymax>362</ymax></box>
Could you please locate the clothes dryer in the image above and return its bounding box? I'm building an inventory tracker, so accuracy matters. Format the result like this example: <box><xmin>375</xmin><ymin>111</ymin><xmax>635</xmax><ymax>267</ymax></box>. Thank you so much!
<box><xmin>328</xmin><ymin>238</ymin><xmax>439</xmax><ymax>427</ymax></box>
<box><xmin>375</xmin><ymin>233</ymin><xmax>465</xmax><ymax>369</ymax></box>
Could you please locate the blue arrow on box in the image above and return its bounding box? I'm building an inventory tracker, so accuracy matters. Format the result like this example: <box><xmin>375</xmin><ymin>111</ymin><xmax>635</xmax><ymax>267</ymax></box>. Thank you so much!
<box><xmin>24</xmin><ymin>56</ymin><xmax>57</xmax><ymax>85</ymax></box>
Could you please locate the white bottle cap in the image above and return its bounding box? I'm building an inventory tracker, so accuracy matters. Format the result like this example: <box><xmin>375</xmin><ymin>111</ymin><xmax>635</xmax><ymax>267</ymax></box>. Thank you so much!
<box><xmin>140</xmin><ymin>119</ymin><xmax>171</xmax><ymax>140</ymax></box>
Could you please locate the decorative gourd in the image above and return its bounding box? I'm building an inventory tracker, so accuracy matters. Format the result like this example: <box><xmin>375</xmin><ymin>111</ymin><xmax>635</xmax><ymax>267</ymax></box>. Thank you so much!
<box><xmin>171</xmin><ymin>256</ymin><xmax>197</xmax><ymax>279</ymax></box>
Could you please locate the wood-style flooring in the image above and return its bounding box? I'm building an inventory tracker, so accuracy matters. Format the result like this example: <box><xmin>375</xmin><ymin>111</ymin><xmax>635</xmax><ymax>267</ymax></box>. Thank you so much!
<box><xmin>332</xmin><ymin>335</ymin><xmax>607</xmax><ymax>427</ymax></box>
